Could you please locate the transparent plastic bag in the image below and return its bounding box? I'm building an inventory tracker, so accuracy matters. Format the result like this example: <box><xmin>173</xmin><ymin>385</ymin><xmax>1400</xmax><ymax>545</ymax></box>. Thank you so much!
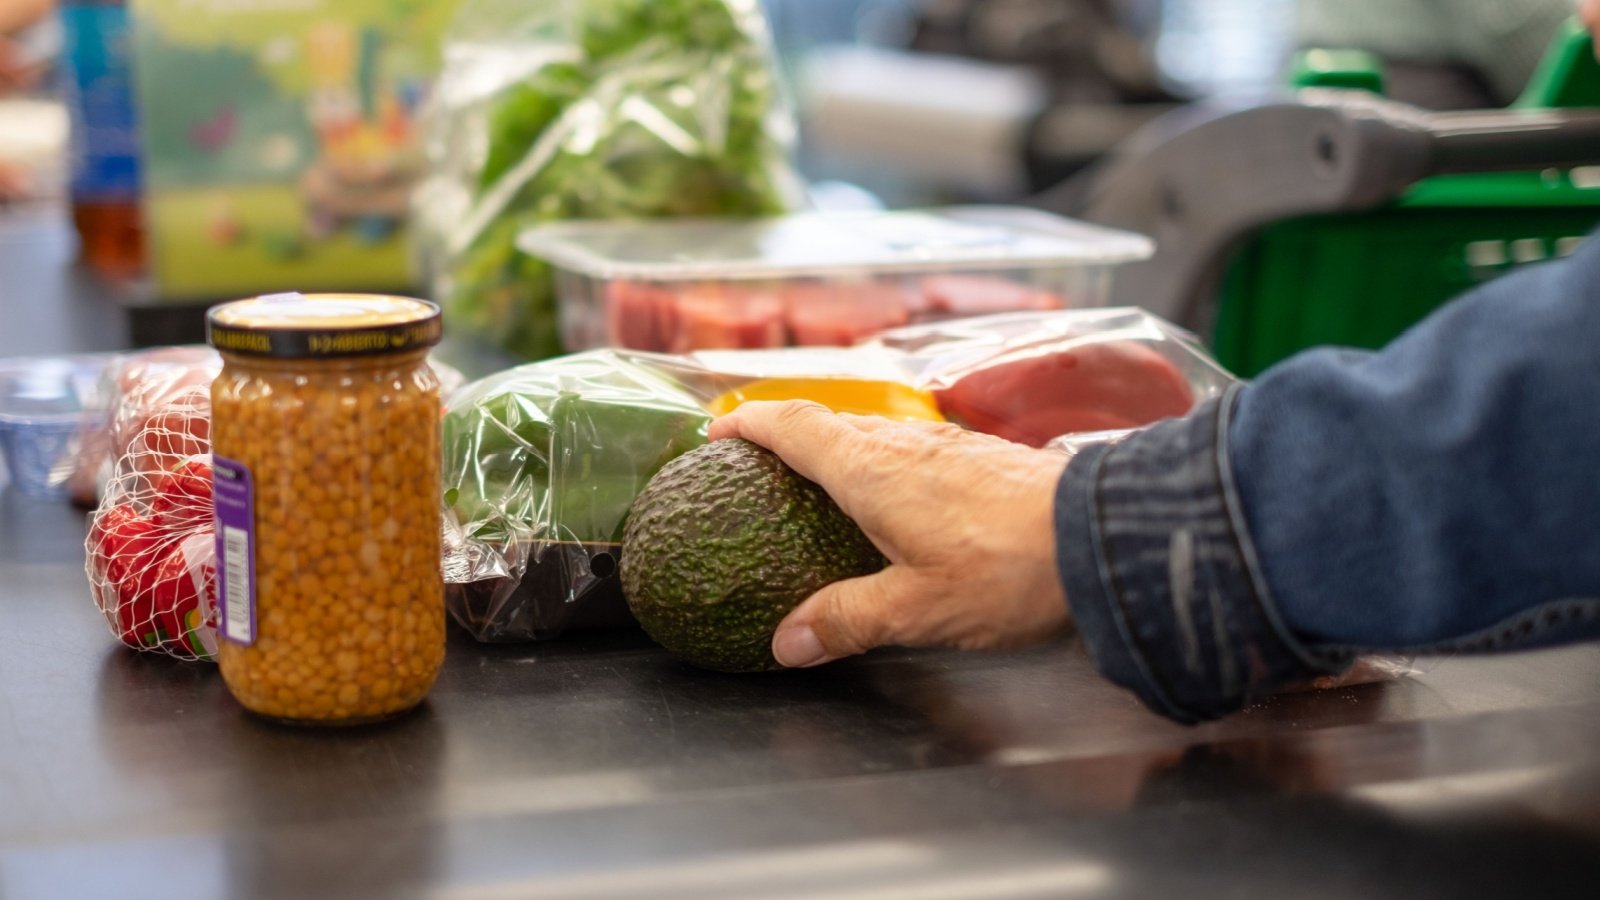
<box><xmin>442</xmin><ymin>309</ymin><xmax>1245</xmax><ymax>640</ymax></box>
<box><xmin>442</xmin><ymin>351</ymin><xmax>714</xmax><ymax>640</ymax></box>
<box><xmin>413</xmin><ymin>0</ymin><xmax>801</xmax><ymax>361</ymax></box>
<box><xmin>516</xmin><ymin>207</ymin><xmax>1153</xmax><ymax>353</ymax></box>
<box><xmin>64</xmin><ymin>347</ymin><xmax>222</xmax><ymax>509</ymax></box>
<box><xmin>886</xmin><ymin>308</ymin><xmax>1240</xmax><ymax>448</ymax></box>
<box><xmin>71</xmin><ymin>349</ymin><xmax>224</xmax><ymax>658</ymax></box>
<box><xmin>0</xmin><ymin>353</ymin><xmax>112</xmax><ymax>503</ymax></box>
<box><xmin>86</xmin><ymin>446</ymin><xmax>220</xmax><ymax>661</ymax></box>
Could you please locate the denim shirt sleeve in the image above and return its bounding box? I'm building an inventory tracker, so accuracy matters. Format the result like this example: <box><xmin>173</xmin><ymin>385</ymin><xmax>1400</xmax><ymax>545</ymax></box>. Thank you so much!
<box><xmin>1057</xmin><ymin>238</ymin><xmax>1600</xmax><ymax>724</ymax></box>
<box><xmin>1056</xmin><ymin>388</ymin><xmax>1343</xmax><ymax>725</ymax></box>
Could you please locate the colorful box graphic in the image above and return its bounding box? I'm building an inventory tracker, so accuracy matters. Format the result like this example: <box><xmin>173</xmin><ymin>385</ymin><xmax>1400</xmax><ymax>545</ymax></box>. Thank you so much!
<box><xmin>132</xmin><ymin>0</ymin><xmax>461</xmax><ymax>299</ymax></box>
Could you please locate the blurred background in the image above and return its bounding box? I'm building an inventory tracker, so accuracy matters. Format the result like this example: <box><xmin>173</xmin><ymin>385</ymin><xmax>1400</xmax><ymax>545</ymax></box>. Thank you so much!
<box><xmin>0</xmin><ymin>0</ymin><xmax>1324</xmax><ymax>262</ymax></box>
<box><xmin>770</xmin><ymin>0</ymin><xmax>1296</xmax><ymax>205</ymax></box>
<box><xmin>0</xmin><ymin>0</ymin><xmax>1590</xmax><ymax>366</ymax></box>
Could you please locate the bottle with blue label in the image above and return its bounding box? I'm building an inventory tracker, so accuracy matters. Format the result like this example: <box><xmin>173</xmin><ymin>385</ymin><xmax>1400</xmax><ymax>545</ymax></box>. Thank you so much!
<box><xmin>59</xmin><ymin>0</ymin><xmax>145</xmax><ymax>279</ymax></box>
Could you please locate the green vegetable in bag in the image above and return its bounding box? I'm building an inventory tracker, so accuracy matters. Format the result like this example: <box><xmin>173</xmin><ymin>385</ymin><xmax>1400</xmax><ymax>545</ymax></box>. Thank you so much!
<box><xmin>442</xmin><ymin>352</ymin><xmax>712</xmax><ymax>546</ymax></box>
<box><xmin>421</xmin><ymin>0</ymin><xmax>796</xmax><ymax>360</ymax></box>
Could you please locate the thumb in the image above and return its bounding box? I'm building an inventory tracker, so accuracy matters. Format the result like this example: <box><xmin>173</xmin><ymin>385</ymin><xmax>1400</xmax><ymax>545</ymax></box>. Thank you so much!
<box><xmin>771</xmin><ymin>567</ymin><xmax>913</xmax><ymax>667</ymax></box>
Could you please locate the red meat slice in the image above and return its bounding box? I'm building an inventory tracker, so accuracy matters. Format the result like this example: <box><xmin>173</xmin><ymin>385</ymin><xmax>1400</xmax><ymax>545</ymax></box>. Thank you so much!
<box><xmin>935</xmin><ymin>342</ymin><xmax>1194</xmax><ymax>447</ymax></box>
<box><xmin>668</xmin><ymin>284</ymin><xmax>787</xmax><ymax>352</ymax></box>
<box><xmin>919</xmin><ymin>275</ymin><xmax>1068</xmax><ymax>317</ymax></box>
<box><xmin>605</xmin><ymin>280</ymin><xmax>680</xmax><ymax>352</ymax></box>
<box><xmin>783</xmin><ymin>282</ymin><xmax>911</xmax><ymax>346</ymax></box>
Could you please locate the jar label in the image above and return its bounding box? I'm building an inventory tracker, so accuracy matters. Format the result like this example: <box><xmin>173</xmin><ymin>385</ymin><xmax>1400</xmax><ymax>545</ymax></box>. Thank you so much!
<box><xmin>213</xmin><ymin>456</ymin><xmax>256</xmax><ymax>645</ymax></box>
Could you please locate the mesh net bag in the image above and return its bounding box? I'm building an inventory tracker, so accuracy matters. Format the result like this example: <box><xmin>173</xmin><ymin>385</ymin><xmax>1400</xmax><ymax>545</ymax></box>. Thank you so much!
<box><xmin>84</xmin><ymin>349</ymin><xmax>223</xmax><ymax>660</ymax></box>
<box><xmin>82</xmin><ymin>347</ymin><xmax>465</xmax><ymax>660</ymax></box>
<box><xmin>86</xmin><ymin>425</ymin><xmax>219</xmax><ymax>661</ymax></box>
<box><xmin>64</xmin><ymin>347</ymin><xmax>222</xmax><ymax>508</ymax></box>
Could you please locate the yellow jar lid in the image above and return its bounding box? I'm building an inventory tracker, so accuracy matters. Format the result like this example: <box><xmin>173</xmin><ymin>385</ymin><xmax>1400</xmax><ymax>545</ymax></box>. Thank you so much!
<box><xmin>207</xmin><ymin>292</ymin><xmax>442</xmax><ymax>358</ymax></box>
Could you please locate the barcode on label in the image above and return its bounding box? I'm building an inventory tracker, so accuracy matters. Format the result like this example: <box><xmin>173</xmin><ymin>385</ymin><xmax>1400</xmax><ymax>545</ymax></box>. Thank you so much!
<box><xmin>222</xmin><ymin>525</ymin><xmax>253</xmax><ymax>644</ymax></box>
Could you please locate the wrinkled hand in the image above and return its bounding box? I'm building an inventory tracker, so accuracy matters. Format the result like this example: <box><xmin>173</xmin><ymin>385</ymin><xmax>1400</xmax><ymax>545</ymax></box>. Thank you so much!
<box><xmin>707</xmin><ymin>401</ymin><xmax>1073</xmax><ymax>668</ymax></box>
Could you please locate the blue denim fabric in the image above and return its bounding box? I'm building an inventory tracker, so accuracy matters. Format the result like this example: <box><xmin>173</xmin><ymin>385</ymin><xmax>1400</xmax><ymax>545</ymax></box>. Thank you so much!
<box><xmin>1057</xmin><ymin>238</ymin><xmax>1600</xmax><ymax>723</ymax></box>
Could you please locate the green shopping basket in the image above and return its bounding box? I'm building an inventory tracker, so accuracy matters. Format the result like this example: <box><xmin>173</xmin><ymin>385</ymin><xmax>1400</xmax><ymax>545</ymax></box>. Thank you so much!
<box><xmin>1214</xmin><ymin>20</ymin><xmax>1600</xmax><ymax>376</ymax></box>
<box><xmin>1079</xmin><ymin>18</ymin><xmax>1600</xmax><ymax>377</ymax></box>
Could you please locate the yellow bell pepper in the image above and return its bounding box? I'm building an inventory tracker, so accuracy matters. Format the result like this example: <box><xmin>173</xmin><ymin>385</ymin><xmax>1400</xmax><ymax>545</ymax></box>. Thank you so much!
<box><xmin>708</xmin><ymin>378</ymin><xmax>945</xmax><ymax>422</ymax></box>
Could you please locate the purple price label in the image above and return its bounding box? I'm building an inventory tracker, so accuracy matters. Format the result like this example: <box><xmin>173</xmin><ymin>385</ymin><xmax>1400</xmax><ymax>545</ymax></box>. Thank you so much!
<box><xmin>212</xmin><ymin>456</ymin><xmax>256</xmax><ymax>646</ymax></box>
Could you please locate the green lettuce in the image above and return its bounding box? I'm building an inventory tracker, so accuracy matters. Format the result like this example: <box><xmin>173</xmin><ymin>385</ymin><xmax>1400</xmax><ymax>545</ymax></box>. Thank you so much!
<box><xmin>441</xmin><ymin>0</ymin><xmax>793</xmax><ymax>360</ymax></box>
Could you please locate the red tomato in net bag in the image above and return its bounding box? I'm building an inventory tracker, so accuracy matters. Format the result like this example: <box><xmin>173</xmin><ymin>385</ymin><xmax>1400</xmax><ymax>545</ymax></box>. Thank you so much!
<box><xmin>109</xmin><ymin>540</ymin><xmax>168</xmax><ymax>647</ymax></box>
<box><xmin>150</xmin><ymin>459</ymin><xmax>213</xmax><ymax>530</ymax></box>
<box><xmin>88</xmin><ymin>502</ymin><xmax>169</xmax><ymax>647</ymax></box>
<box><xmin>87</xmin><ymin>502</ymin><xmax>139</xmax><ymax>573</ymax></box>
<box><xmin>147</xmin><ymin>542</ymin><xmax>211</xmax><ymax>656</ymax></box>
<box><xmin>99</xmin><ymin>507</ymin><xmax>164</xmax><ymax>598</ymax></box>
<box><xmin>125</xmin><ymin>390</ymin><xmax>211</xmax><ymax>477</ymax></box>
<box><xmin>934</xmin><ymin>342</ymin><xmax>1195</xmax><ymax>448</ymax></box>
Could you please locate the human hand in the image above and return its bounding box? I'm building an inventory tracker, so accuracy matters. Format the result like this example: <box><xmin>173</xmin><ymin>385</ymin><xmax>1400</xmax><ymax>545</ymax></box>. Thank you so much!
<box><xmin>706</xmin><ymin>401</ymin><xmax>1073</xmax><ymax>668</ymax></box>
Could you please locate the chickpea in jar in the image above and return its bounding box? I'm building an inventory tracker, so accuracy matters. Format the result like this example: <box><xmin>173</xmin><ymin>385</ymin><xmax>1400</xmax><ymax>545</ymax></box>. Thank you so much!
<box><xmin>208</xmin><ymin>294</ymin><xmax>445</xmax><ymax>725</ymax></box>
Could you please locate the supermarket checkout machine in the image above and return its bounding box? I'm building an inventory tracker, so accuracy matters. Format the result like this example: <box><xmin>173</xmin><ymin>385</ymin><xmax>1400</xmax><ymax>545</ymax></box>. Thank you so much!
<box><xmin>1066</xmin><ymin>19</ymin><xmax>1600</xmax><ymax>376</ymax></box>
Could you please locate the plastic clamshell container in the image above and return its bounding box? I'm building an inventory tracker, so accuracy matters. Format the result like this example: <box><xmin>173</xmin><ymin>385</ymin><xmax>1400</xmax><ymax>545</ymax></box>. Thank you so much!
<box><xmin>0</xmin><ymin>355</ymin><xmax>111</xmax><ymax>497</ymax></box>
<box><xmin>519</xmin><ymin>206</ymin><xmax>1154</xmax><ymax>353</ymax></box>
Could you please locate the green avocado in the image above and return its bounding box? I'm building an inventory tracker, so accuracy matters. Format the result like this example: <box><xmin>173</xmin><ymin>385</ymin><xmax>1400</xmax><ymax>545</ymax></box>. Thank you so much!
<box><xmin>620</xmin><ymin>439</ymin><xmax>887</xmax><ymax>672</ymax></box>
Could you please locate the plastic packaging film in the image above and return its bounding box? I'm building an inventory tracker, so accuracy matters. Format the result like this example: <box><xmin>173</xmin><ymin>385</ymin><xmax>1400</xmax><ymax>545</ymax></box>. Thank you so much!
<box><xmin>0</xmin><ymin>353</ymin><xmax>113</xmax><ymax>501</ymax></box>
<box><xmin>519</xmin><ymin>207</ymin><xmax>1155</xmax><ymax>354</ymax></box>
<box><xmin>412</xmin><ymin>0</ymin><xmax>802</xmax><ymax>361</ymax></box>
<box><xmin>442</xmin><ymin>309</ymin><xmax>1236</xmax><ymax>639</ymax></box>
<box><xmin>440</xmin><ymin>351</ymin><xmax>713</xmax><ymax>639</ymax></box>
<box><xmin>85</xmin><ymin>420</ymin><xmax>220</xmax><ymax>661</ymax></box>
<box><xmin>437</xmin><ymin>307</ymin><xmax>1416</xmax><ymax>691</ymax></box>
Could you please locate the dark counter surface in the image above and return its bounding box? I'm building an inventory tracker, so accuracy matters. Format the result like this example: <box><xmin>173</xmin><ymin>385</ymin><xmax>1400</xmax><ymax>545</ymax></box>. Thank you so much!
<box><xmin>2</xmin><ymin>215</ymin><xmax>1599</xmax><ymax>899</ymax></box>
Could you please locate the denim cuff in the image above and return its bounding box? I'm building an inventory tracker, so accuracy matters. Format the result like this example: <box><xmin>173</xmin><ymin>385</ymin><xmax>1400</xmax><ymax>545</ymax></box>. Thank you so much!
<box><xmin>1055</xmin><ymin>385</ymin><xmax>1343</xmax><ymax>723</ymax></box>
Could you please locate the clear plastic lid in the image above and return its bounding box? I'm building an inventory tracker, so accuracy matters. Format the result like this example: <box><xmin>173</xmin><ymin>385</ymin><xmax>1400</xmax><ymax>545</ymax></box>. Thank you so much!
<box><xmin>518</xmin><ymin>206</ymin><xmax>1154</xmax><ymax>282</ymax></box>
<box><xmin>0</xmin><ymin>355</ymin><xmax>112</xmax><ymax>424</ymax></box>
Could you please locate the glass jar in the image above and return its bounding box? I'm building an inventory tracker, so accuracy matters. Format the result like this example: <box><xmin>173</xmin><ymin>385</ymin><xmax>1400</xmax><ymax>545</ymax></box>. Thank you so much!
<box><xmin>208</xmin><ymin>293</ymin><xmax>445</xmax><ymax>725</ymax></box>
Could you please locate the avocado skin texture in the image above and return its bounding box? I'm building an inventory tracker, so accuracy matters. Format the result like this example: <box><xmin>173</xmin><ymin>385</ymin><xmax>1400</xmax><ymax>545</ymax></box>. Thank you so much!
<box><xmin>621</xmin><ymin>439</ymin><xmax>887</xmax><ymax>672</ymax></box>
